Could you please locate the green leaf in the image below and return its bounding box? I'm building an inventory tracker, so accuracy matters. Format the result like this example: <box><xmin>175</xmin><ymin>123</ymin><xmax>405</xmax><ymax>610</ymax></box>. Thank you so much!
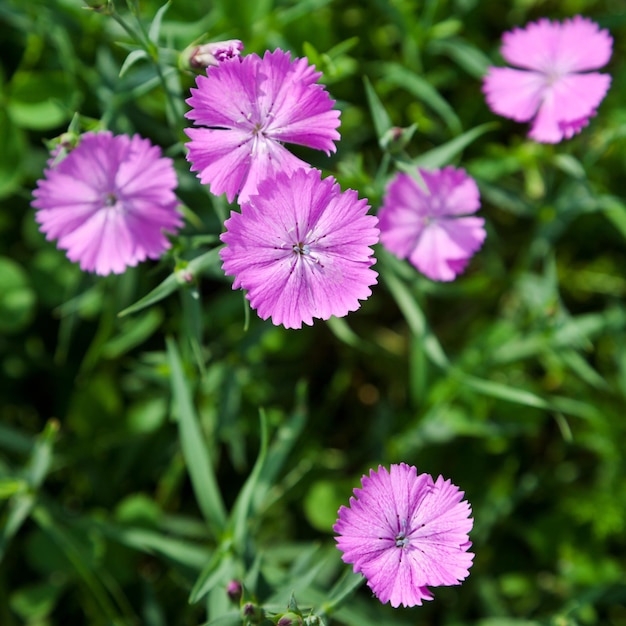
<box><xmin>0</xmin><ymin>421</ymin><xmax>58</xmax><ymax>563</ymax></box>
<box><xmin>428</xmin><ymin>38</ymin><xmax>492</xmax><ymax>78</ymax></box>
<box><xmin>101</xmin><ymin>308</ymin><xmax>163</xmax><ymax>359</ymax></box>
<box><xmin>91</xmin><ymin>520</ymin><xmax>210</xmax><ymax>570</ymax></box>
<box><xmin>9</xmin><ymin>581</ymin><xmax>64</xmax><ymax>622</ymax></box>
<box><xmin>149</xmin><ymin>1</ymin><xmax>171</xmax><ymax>44</ymax></box>
<box><xmin>118</xmin><ymin>248</ymin><xmax>223</xmax><ymax>317</ymax></box>
<box><xmin>189</xmin><ymin>550</ymin><xmax>235</xmax><ymax>604</ymax></box>
<box><xmin>251</xmin><ymin>383</ymin><xmax>308</xmax><ymax>512</ymax></box>
<box><xmin>0</xmin><ymin>257</ymin><xmax>36</xmax><ymax>334</ymax></box>
<box><xmin>410</xmin><ymin>122</ymin><xmax>497</xmax><ymax>169</ymax></box>
<box><xmin>166</xmin><ymin>337</ymin><xmax>227</xmax><ymax>537</ymax></box>
<box><xmin>0</xmin><ymin>108</ymin><xmax>26</xmax><ymax>198</ymax></box>
<box><xmin>378</xmin><ymin>62</ymin><xmax>462</xmax><ymax>134</ymax></box>
<box><xmin>381</xmin><ymin>252</ymin><xmax>449</xmax><ymax>370</ymax></box>
<box><xmin>363</xmin><ymin>76</ymin><xmax>393</xmax><ymax>144</ymax></box>
<box><xmin>229</xmin><ymin>410</ymin><xmax>270</xmax><ymax>547</ymax></box>
<box><xmin>322</xmin><ymin>568</ymin><xmax>364</xmax><ymax>615</ymax></box>
<box><xmin>27</xmin><ymin>420</ymin><xmax>59</xmax><ymax>490</ymax></box>
<box><xmin>458</xmin><ymin>373</ymin><xmax>602</xmax><ymax>421</ymax></box>
<box><xmin>119</xmin><ymin>48</ymin><xmax>149</xmax><ymax>77</ymax></box>
<box><xmin>31</xmin><ymin>505</ymin><xmax>125</xmax><ymax>624</ymax></box>
<box><xmin>7</xmin><ymin>70</ymin><xmax>75</xmax><ymax>130</ymax></box>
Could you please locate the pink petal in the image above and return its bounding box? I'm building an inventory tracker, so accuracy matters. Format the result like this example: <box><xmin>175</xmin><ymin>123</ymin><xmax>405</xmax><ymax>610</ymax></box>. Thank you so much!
<box><xmin>500</xmin><ymin>18</ymin><xmax>564</xmax><ymax>72</ymax></box>
<box><xmin>409</xmin><ymin>217</ymin><xmax>485</xmax><ymax>282</ymax></box>
<box><xmin>529</xmin><ymin>72</ymin><xmax>611</xmax><ymax>143</ymax></box>
<box><xmin>238</xmin><ymin>139</ymin><xmax>311</xmax><ymax>205</ymax></box>
<box><xmin>550</xmin><ymin>15</ymin><xmax>613</xmax><ymax>73</ymax></box>
<box><xmin>483</xmin><ymin>67</ymin><xmax>545</xmax><ymax>122</ymax></box>
<box><xmin>185</xmin><ymin>56</ymin><xmax>262</xmax><ymax>129</ymax></box>
<box><xmin>185</xmin><ymin>127</ymin><xmax>253</xmax><ymax>203</ymax></box>
<box><xmin>499</xmin><ymin>17</ymin><xmax>612</xmax><ymax>73</ymax></box>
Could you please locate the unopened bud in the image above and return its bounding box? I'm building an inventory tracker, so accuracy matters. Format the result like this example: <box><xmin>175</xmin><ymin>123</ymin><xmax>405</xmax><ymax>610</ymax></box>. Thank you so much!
<box><xmin>242</xmin><ymin>602</ymin><xmax>264</xmax><ymax>623</ymax></box>
<box><xmin>380</xmin><ymin>123</ymin><xmax>418</xmax><ymax>154</ymax></box>
<box><xmin>277</xmin><ymin>612</ymin><xmax>303</xmax><ymax>626</ymax></box>
<box><xmin>186</xmin><ymin>39</ymin><xmax>244</xmax><ymax>69</ymax></box>
<box><xmin>226</xmin><ymin>579</ymin><xmax>243</xmax><ymax>603</ymax></box>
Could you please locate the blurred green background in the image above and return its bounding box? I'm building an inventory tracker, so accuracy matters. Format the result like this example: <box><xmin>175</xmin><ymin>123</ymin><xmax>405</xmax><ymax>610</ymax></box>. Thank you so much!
<box><xmin>1</xmin><ymin>0</ymin><xmax>626</xmax><ymax>624</ymax></box>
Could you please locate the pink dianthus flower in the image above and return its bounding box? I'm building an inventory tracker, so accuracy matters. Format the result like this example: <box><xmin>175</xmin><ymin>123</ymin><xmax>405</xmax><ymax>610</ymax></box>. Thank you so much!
<box><xmin>334</xmin><ymin>463</ymin><xmax>474</xmax><ymax>608</ymax></box>
<box><xmin>220</xmin><ymin>168</ymin><xmax>379</xmax><ymax>329</ymax></box>
<box><xmin>32</xmin><ymin>131</ymin><xmax>182</xmax><ymax>276</ymax></box>
<box><xmin>185</xmin><ymin>49</ymin><xmax>341</xmax><ymax>204</ymax></box>
<box><xmin>482</xmin><ymin>16</ymin><xmax>612</xmax><ymax>143</ymax></box>
<box><xmin>378</xmin><ymin>166</ymin><xmax>485</xmax><ymax>282</ymax></box>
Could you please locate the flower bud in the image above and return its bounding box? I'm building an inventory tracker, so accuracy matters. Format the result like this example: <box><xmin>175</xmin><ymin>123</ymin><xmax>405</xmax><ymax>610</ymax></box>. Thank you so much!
<box><xmin>226</xmin><ymin>579</ymin><xmax>243</xmax><ymax>603</ymax></box>
<box><xmin>277</xmin><ymin>613</ymin><xmax>303</xmax><ymax>626</ymax></box>
<box><xmin>186</xmin><ymin>39</ymin><xmax>244</xmax><ymax>69</ymax></box>
<box><xmin>242</xmin><ymin>602</ymin><xmax>264</xmax><ymax>624</ymax></box>
<box><xmin>380</xmin><ymin>124</ymin><xmax>417</xmax><ymax>154</ymax></box>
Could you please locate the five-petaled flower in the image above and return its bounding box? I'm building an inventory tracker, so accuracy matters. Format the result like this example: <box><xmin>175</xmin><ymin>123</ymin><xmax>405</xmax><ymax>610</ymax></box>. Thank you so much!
<box><xmin>334</xmin><ymin>463</ymin><xmax>474</xmax><ymax>608</ymax></box>
<box><xmin>185</xmin><ymin>48</ymin><xmax>341</xmax><ymax>204</ymax></box>
<box><xmin>482</xmin><ymin>16</ymin><xmax>613</xmax><ymax>143</ymax></box>
<box><xmin>32</xmin><ymin>131</ymin><xmax>182</xmax><ymax>276</ymax></box>
<box><xmin>219</xmin><ymin>168</ymin><xmax>379</xmax><ymax>329</ymax></box>
<box><xmin>378</xmin><ymin>166</ymin><xmax>485</xmax><ymax>281</ymax></box>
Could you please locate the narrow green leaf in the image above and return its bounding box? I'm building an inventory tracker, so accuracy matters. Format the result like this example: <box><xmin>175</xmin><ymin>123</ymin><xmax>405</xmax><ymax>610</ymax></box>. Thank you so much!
<box><xmin>189</xmin><ymin>551</ymin><xmax>234</xmax><ymax>604</ymax></box>
<box><xmin>198</xmin><ymin>612</ymin><xmax>241</xmax><ymax>626</ymax></box>
<box><xmin>459</xmin><ymin>373</ymin><xmax>602</xmax><ymax>421</ymax></box>
<box><xmin>166</xmin><ymin>338</ymin><xmax>227</xmax><ymax>537</ymax></box>
<box><xmin>148</xmin><ymin>1</ymin><xmax>171</xmax><ymax>44</ymax></box>
<box><xmin>410</xmin><ymin>122</ymin><xmax>497</xmax><ymax>169</ymax></box>
<box><xmin>91</xmin><ymin>521</ymin><xmax>210</xmax><ymax>570</ymax></box>
<box><xmin>118</xmin><ymin>248</ymin><xmax>222</xmax><ymax>317</ymax></box>
<box><xmin>252</xmin><ymin>383</ymin><xmax>308</xmax><ymax>512</ymax></box>
<box><xmin>119</xmin><ymin>49</ymin><xmax>149</xmax><ymax>78</ymax></box>
<box><xmin>363</xmin><ymin>76</ymin><xmax>392</xmax><ymax>143</ymax></box>
<box><xmin>102</xmin><ymin>308</ymin><xmax>163</xmax><ymax>359</ymax></box>
<box><xmin>0</xmin><ymin>494</ymin><xmax>34</xmax><ymax>562</ymax></box>
<box><xmin>0</xmin><ymin>420</ymin><xmax>59</xmax><ymax>563</ymax></box>
<box><xmin>32</xmin><ymin>505</ymin><xmax>126</xmax><ymax>624</ymax></box>
<box><xmin>322</xmin><ymin>568</ymin><xmax>365</xmax><ymax>615</ymax></box>
<box><xmin>600</xmin><ymin>195</ymin><xmax>626</xmax><ymax>242</ymax></box>
<box><xmin>428</xmin><ymin>38</ymin><xmax>492</xmax><ymax>78</ymax></box>
<box><xmin>379</xmin><ymin>62</ymin><xmax>462</xmax><ymax>134</ymax></box>
<box><xmin>229</xmin><ymin>409</ymin><xmax>270</xmax><ymax>547</ymax></box>
<box><xmin>27</xmin><ymin>420</ymin><xmax>59</xmax><ymax>489</ymax></box>
<box><xmin>381</xmin><ymin>252</ymin><xmax>449</xmax><ymax>369</ymax></box>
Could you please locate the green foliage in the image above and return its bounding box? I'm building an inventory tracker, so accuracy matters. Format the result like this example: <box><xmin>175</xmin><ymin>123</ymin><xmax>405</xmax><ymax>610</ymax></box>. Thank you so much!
<box><xmin>1</xmin><ymin>0</ymin><xmax>626</xmax><ymax>625</ymax></box>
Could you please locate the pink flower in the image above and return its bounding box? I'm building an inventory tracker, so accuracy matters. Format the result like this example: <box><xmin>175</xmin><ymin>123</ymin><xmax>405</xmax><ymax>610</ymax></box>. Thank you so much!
<box><xmin>32</xmin><ymin>131</ymin><xmax>182</xmax><ymax>276</ymax></box>
<box><xmin>378</xmin><ymin>166</ymin><xmax>485</xmax><ymax>282</ymax></box>
<box><xmin>482</xmin><ymin>16</ymin><xmax>613</xmax><ymax>143</ymax></box>
<box><xmin>334</xmin><ymin>463</ymin><xmax>474</xmax><ymax>608</ymax></box>
<box><xmin>219</xmin><ymin>168</ymin><xmax>379</xmax><ymax>329</ymax></box>
<box><xmin>185</xmin><ymin>49</ymin><xmax>341</xmax><ymax>204</ymax></box>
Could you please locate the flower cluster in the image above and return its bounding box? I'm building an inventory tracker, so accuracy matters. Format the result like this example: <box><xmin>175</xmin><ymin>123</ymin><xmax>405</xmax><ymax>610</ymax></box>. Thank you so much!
<box><xmin>31</xmin><ymin>14</ymin><xmax>613</xmax><ymax>297</ymax></box>
<box><xmin>334</xmin><ymin>463</ymin><xmax>474</xmax><ymax>608</ymax></box>
<box><xmin>186</xmin><ymin>47</ymin><xmax>378</xmax><ymax>327</ymax></box>
<box><xmin>28</xmin><ymin>8</ymin><xmax>616</xmax><ymax>616</ymax></box>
